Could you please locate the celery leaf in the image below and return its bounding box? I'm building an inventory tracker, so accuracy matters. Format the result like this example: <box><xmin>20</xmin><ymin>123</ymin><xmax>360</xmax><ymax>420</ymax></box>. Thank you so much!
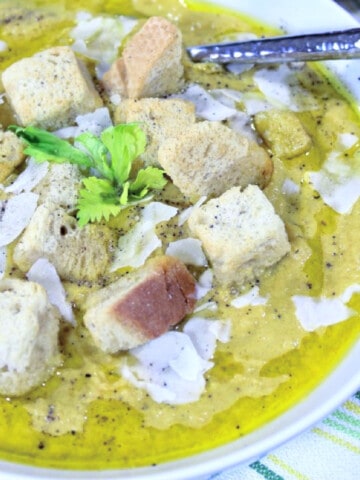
<box><xmin>9</xmin><ymin>125</ymin><xmax>92</xmax><ymax>167</ymax></box>
<box><xmin>77</xmin><ymin>177</ymin><xmax>121</xmax><ymax>226</ymax></box>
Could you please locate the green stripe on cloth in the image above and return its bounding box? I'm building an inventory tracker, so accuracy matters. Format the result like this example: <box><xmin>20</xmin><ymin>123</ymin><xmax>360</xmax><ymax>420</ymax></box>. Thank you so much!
<box><xmin>267</xmin><ymin>454</ymin><xmax>311</xmax><ymax>480</ymax></box>
<box><xmin>250</xmin><ymin>460</ymin><xmax>284</xmax><ymax>480</ymax></box>
<box><xmin>332</xmin><ymin>409</ymin><xmax>360</xmax><ymax>428</ymax></box>
<box><xmin>323</xmin><ymin>417</ymin><xmax>360</xmax><ymax>440</ymax></box>
<box><xmin>313</xmin><ymin>427</ymin><xmax>360</xmax><ymax>454</ymax></box>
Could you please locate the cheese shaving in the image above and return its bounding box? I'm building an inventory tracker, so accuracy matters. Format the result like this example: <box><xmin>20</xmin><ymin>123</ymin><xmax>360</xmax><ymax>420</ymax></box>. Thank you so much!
<box><xmin>70</xmin><ymin>12</ymin><xmax>137</xmax><ymax>65</ymax></box>
<box><xmin>165</xmin><ymin>238</ymin><xmax>207</xmax><ymax>267</ymax></box>
<box><xmin>292</xmin><ymin>284</ymin><xmax>360</xmax><ymax>331</ymax></box>
<box><xmin>0</xmin><ymin>247</ymin><xmax>6</xmax><ymax>279</ymax></box>
<box><xmin>121</xmin><ymin>317</ymin><xmax>230</xmax><ymax>405</ymax></box>
<box><xmin>27</xmin><ymin>258</ymin><xmax>75</xmax><ymax>325</ymax></box>
<box><xmin>0</xmin><ymin>193</ymin><xmax>38</xmax><ymax>247</ymax></box>
<box><xmin>231</xmin><ymin>286</ymin><xmax>268</xmax><ymax>308</ymax></box>
<box><xmin>111</xmin><ymin>202</ymin><xmax>178</xmax><ymax>271</ymax></box>
<box><xmin>4</xmin><ymin>158</ymin><xmax>48</xmax><ymax>195</ymax></box>
<box><xmin>308</xmin><ymin>144</ymin><xmax>360</xmax><ymax>214</ymax></box>
<box><xmin>55</xmin><ymin>107</ymin><xmax>113</xmax><ymax>139</ymax></box>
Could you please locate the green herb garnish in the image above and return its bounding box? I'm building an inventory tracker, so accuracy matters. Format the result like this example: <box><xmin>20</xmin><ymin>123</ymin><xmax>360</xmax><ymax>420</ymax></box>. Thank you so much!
<box><xmin>9</xmin><ymin>124</ymin><xmax>167</xmax><ymax>226</ymax></box>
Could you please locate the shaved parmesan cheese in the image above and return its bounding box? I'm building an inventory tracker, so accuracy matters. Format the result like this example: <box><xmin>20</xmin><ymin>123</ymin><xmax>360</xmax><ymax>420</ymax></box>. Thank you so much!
<box><xmin>109</xmin><ymin>94</ymin><xmax>122</xmax><ymax>106</ymax></box>
<box><xmin>194</xmin><ymin>301</ymin><xmax>218</xmax><ymax>313</ymax></box>
<box><xmin>0</xmin><ymin>247</ymin><xmax>6</xmax><ymax>279</ymax></box>
<box><xmin>173</xmin><ymin>84</ymin><xmax>237</xmax><ymax>121</ymax></box>
<box><xmin>183</xmin><ymin>317</ymin><xmax>231</xmax><ymax>360</ymax></box>
<box><xmin>341</xmin><ymin>284</ymin><xmax>360</xmax><ymax>303</ymax></box>
<box><xmin>339</xmin><ymin>132</ymin><xmax>358</xmax><ymax>149</ymax></box>
<box><xmin>282</xmin><ymin>178</ymin><xmax>300</xmax><ymax>195</ymax></box>
<box><xmin>195</xmin><ymin>269</ymin><xmax>213</xmax><ymax>300</ymax></box>
<box><xmin>70</xmin><ymin>12</ymin><xmax>137</xmax><ymax>65</ymax></box>
<box><xmin>55</xmin><ymin>107</ymin><xmax>113</xmax><ymax>139</ymax></box>
<box><xmin>121</xmin><ymin>317</ymin><xmax>230</xmax><ymax>405</ymax></box>
<box><xmin>292</xmin><ymin>284</ymin><xmax>360</xmax><ymax>331</ymax></box>
<box><xmin>165</xmin><ymin>238</ymin><xmax>207</xmax><ymax>267</ymax></box>
<box><xmin>254</xmin><ymin>64</ymin><xmax>318</xmax><ymax>112</ymax></box>
<box><xmin>178</xmin><ymin>195</ymin><xmax>206</xmax><ymax>226</ymax></box>
<box><xmin>231</xmin><ymin>286</ymin><xmax>268</xmax><ymax>308</ymax></box>
<box><xmin>240</xmin><ymin>92</ymin><xmax>273</xmax><ymax>116</ymax></box>
<box><xmin>27</xmin><ymin>258</ymin><xmax>75</xmax><ymax>325</ymax></box>
<box><xmin>5</xmin><ymin>158</ymin><xmax>48</xmax><ymax>194</ymax></box>
<box><xmin>111</xmin><ymin>202</ymin><xmax>178</xmax><ymax>271</ymax></box>
<box><xmin>0</xmin><ymin>193</ymin><xmax>38</xmax><ymax>247</ymax></box>
<box><xmin>308</xmin><ymin>147</ymin><xmax>360</xmax><ymax>214</ymax></box>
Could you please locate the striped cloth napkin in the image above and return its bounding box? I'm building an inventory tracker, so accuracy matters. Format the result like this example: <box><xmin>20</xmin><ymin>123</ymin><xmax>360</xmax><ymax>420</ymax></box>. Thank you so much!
<box><xmin>210</xmin><ymin>391</ymin><xmax>360</xmax><ymax>480</ymax></box>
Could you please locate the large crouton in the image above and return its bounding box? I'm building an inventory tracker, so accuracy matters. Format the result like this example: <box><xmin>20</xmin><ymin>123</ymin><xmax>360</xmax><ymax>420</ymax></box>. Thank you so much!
<box><xmin>187</xmin><ymin>185</ymin><xmax>290</xmax><ymax>287</ymax></box>
<box><xmin>2</xmin><ymin>46</ymin><xmax>103</xmax><ymax>130</ymax></box>
<box><xmin>254</xmin><ymin>109</ymin><xmax>312</xmax><ymax>159</ymax></box>
<box><xmin>84</xmin><ymin>255</ymin><xmax>196</xmax><ymax>353</ymax></box>
<box><xmin>157</xmin><ymin>121</ymin><xmax>273</xmax><ymax>200</ymax></box>
<box><xmin>0</xmin><ymin>130</ymin><xmax>25</xmax><ymax>182</ymax></box>
<box><xmin>0</xmin><ymin>278</ymin><xmax>60</xmax><ymax>396</ymax></box>
<box><xmin>103</xmin><ymin>16</ymin><xmax>184</xmax><ymax>99</ymax></box>
<box><xmin>13</xmin><ymin>204</ymin><xmax>115</xmax><ymax>282</ymax></box>
<box><xmin>114</xmin><ymin>98</ymin><xmax>196</xmax><ymax>166</ymax></box>
<box><xmin>34</xmin><ymin>163</ymin><xmax>83</xmax><ymax>209</ymax></box>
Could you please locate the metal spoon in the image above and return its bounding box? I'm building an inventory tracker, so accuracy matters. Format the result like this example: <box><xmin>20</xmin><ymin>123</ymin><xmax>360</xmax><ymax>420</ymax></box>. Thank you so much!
<box><xmin>187</xmin><ymin>28</ymin><xmax>360</xmax><ymax>65</ymax></box>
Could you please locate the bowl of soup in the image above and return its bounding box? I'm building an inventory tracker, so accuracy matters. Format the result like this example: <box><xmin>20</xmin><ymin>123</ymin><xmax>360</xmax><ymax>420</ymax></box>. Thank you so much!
<box><xmin>0</xmin><ymin>0</ymin><xmax>359</xmax><ymax>479</ymax></box>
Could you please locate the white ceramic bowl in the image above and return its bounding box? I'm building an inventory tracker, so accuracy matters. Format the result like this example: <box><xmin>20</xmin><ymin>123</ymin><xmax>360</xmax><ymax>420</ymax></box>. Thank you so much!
<box><xmin>1</xmin><ymin>1</ymin><xmax>359</xmax><ymax>478</ymax></box>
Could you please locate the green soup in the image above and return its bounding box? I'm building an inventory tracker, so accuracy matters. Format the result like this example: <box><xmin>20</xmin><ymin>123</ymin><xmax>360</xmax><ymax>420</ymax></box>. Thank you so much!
<box><xmin>0</xmin><ymin>0</ymin><xmax>359</xmax><ymax>471</ymax></box>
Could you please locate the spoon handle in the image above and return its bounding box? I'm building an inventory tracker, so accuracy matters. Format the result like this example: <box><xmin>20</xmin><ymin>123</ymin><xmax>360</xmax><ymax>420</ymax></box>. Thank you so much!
<box><xmin>187</xmin><ymin>28</ymin><xmax>360</xmax><ymax>64</ymax></box>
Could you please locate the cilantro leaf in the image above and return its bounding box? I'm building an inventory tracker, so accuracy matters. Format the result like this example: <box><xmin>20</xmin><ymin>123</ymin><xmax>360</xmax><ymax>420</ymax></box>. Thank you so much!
<box><xmin>9</xmin><ymin>125</ymin><xmax>92</xmax><ymax>167</ymax></box>
<box><xmin>76</xmin><ymin>177</ymin><xmax>122</xmax><ymax>227</ymax></box>
<box><xmin>101</xmin><ymin>123</ymin><xmax>146</xmax><ymax>184</ymax></box>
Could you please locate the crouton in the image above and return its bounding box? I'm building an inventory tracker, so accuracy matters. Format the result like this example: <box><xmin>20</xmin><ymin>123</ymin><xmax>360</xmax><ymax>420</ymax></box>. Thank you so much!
<box><xmin>2</xmin><ymin>46</ymin><xmax>103</xmax><ymax>130</ymax></box>
<box><xmin>13</xmin><ymin>204</ymin><xmax>115</xmax><ymax>282</ymax></box>
<box><xmin>83</xmin><ymin>255</ymin><xmax>196</xmax><ymax>353</ymax></box>
<box><xmin>254</xmin><ymin>109</ymin><xmax>312</xmax><ymax>159</ymax></box>
<box><xmin>114</xmin><ymin>98</ymin><xmax>196</xmax><ymax>166</ymax></box>
<box><xmin>34</xmin><ymin>163</ymin><xmax>83</xmax><ymax>209</ymax></box>
<box><xmin>103</xmin><ymin>16</ymin><xmax>184</xmax><ymax>99</ymax></box>
<box><xmin>0</xmin><ymin>130</ymin><xmax>25</xmax><ymax>182</ymax></box>
<box><xmin>0</xmin><ymin>278</ymin><xmax>60</xmax><ymax>396</ymax></box>
<box><xmin>187</xmin><ymin>185</ymin><xmax>290</xmax><ymax>286</ymax></box>
<box><xmin>157</xmin><ymin>121</ymin><xmax>273</xmax><ymax>200</ymax></box>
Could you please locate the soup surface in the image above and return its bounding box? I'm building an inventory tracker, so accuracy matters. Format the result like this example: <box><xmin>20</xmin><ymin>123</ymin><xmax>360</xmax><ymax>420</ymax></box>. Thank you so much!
<box><xmin>0</xmin><ymin>0</ymin><xmax>360</xmax><ymax>470</ymax></box>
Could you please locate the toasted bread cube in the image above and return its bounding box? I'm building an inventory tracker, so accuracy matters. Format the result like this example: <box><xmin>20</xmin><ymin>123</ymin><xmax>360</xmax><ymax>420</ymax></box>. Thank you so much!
<box><xmin>0</xmin><ymin>278</ymin><xmax>60</xmax><ymax>396</ymax></box>
<box><xmin>0</xmin><ymin>130</ymin><xmax>25</xmax><ymax>182</ymax></box>
<box><xmin>2</xmin><ymin>46</ymin><xmax>103</xmax><ymax>129</ymax></box>
<box><xmin>84</xmin><ymin>255</ymin><xmax>196</xmax><ymax>353</ymax></box>
<box><xmin>34</xmin><ymin>163</ymin><xmax>83</xmax><ymax>209</ymax></box>
<box><xmin>114</xmin><ymin>98</ymin><xmax>196</xmax><ymax>166</ymax></box>
<box><xmin>254</xmin><ymin>109</ymin><xmax>312</xmax><ymax>159</ymax></box>
<box><xmin>187</xmin><ymin>185</ymin><xmax>290</xmax><ymax>286</ymax></box>
<box><xmin>13</xmin><ymin>204</ymin><xmax>115</xmax><ymax>282</ymax></box>
<box><xmin>103</xmin><ymin>16</ymin><xmax>184</xmax><ymax>99</ymax></box>
<box><xmin>157</xmin><ymin>121</ymin><xmax>273</xmax><ymax>200</ymax></box>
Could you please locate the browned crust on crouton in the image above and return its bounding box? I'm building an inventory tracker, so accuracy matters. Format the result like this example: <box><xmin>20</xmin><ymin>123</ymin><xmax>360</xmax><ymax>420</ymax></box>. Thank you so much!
<box><xmin>103</xmin><ymin>16</ymin><xmax>184</xmax><ymax>99</ymax></box>
<box><xmin>112</xmin><ymin>256</ymin><xmax>196</xmax><ymax>338</ymax></box>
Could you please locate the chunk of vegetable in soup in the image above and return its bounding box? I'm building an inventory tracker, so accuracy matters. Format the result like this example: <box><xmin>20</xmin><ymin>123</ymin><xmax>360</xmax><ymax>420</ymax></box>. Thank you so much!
<box><xmin>0</xmin><ymin>0</ymin><xmax>359</xmax><ymax>470</ymax></box>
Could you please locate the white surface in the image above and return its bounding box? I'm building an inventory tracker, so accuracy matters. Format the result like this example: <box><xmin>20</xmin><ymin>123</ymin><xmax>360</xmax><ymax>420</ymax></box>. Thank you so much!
<box><xmin>1</xmin><ymin>0</ymin><xmax>360</xmax><ymax>478</ymax></box>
